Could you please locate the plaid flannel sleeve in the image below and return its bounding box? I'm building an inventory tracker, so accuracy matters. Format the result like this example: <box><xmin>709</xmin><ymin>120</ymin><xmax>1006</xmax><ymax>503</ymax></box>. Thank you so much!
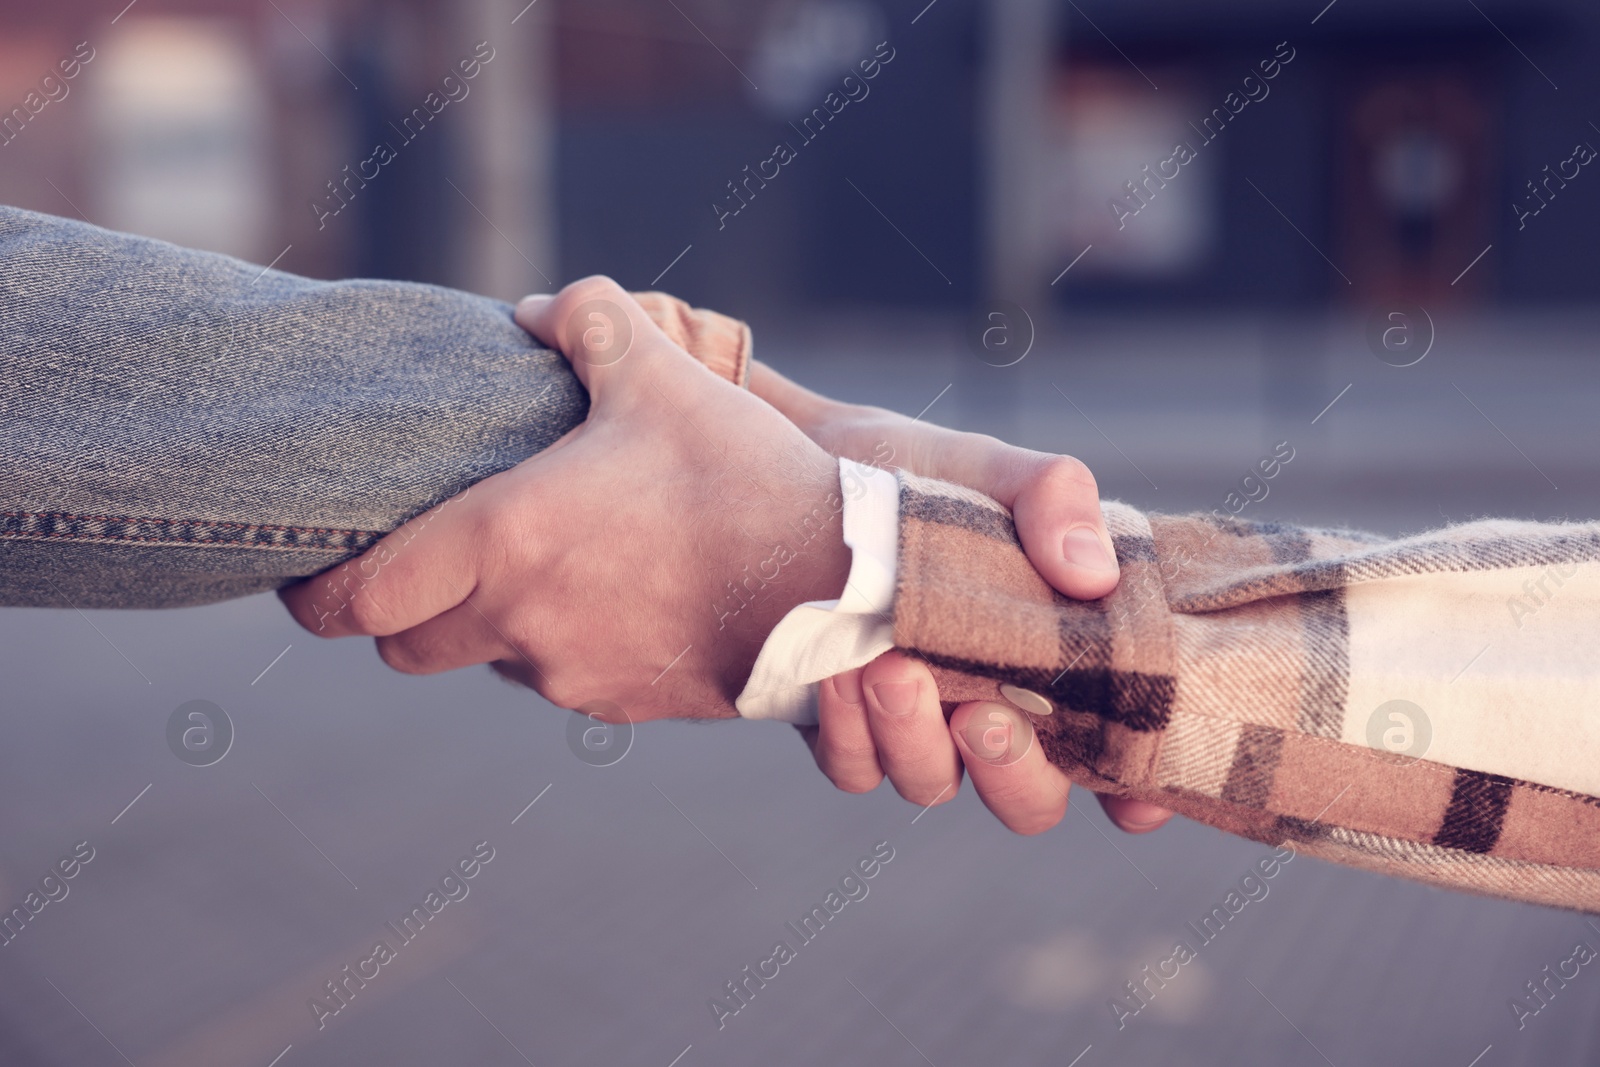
<box><xmin>891</xmin><ymin>472</ymin><xmax>1600</xmax><ymax>913</ymax></box>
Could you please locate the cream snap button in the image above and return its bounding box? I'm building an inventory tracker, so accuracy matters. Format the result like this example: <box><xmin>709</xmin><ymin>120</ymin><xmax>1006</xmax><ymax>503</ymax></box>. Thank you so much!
<box><xmin>999</xmin><ymin>683</ymin><xmax>1053</xmax><ymax>716</ymax></box>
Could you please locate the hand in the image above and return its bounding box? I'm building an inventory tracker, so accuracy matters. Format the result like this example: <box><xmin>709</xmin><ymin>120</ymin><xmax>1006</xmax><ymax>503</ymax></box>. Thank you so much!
<box><xmin>280</xmin><ymin>278</ymin><xmax>851</xmax><ymax>720</ymax></box>
<box><xmin>753</xmin><ymin>363</ymin><xmax>1174</xmax><ymax>836</ymax></box>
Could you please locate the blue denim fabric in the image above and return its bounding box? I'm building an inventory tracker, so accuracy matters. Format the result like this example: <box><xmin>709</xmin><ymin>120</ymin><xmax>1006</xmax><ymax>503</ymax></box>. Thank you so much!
<box><xmin>0</xmin><ymin>207</ymin><xmax>585</xmax><ymax>608</ymax></box>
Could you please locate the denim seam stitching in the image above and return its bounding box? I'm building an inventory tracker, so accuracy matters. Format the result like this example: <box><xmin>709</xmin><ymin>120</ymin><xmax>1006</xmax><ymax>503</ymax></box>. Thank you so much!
<box><xmin>1</xmin><ymin>511</ymin><xmax>383</xmax><ymax>552</ymax></box>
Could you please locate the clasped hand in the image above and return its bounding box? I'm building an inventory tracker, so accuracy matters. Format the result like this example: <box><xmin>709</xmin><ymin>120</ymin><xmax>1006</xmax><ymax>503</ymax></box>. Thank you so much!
<box><xmin>280</xmin><ymin>277</ymin><xmax>1172</xmax><ymax>837</ymax></box>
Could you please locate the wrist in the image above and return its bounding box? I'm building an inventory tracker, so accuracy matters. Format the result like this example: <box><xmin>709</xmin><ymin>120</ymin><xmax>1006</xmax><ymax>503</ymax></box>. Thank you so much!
<box><xmin>709</xmin><ymin>445</ymin><xmax>852</xmax><ymax>698</ymax></box>
<box><xmin>786</xmin><ymin>450</ymin><xmax>855</xmax><ymax>606</ymax></box>
<box><xmin>732</xmin><ymin>456</ymin><xmax>901</xmax><ymax>724</ymax></box>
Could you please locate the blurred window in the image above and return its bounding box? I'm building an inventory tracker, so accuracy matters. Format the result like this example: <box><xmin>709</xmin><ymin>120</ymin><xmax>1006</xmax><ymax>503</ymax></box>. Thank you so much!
<box><xmin>1048</xmin><ymin>66</ymin><xmax>1215</xmax><ymax>278</ymax></box>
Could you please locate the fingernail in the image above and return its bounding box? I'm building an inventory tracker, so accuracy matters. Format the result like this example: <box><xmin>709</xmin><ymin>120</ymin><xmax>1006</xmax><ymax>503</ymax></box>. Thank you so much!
<box><xmin>960</xmin><ymin>704</ymin><xmax>1032</xmax><ymax>766</ymax></box>
<box><xmin>833</xmin><ymin>669</ymin><xmax>865</xmax><ymax>706</ymax></box>
<box><xmin>962</xmin><ymin>709</ymin><xmax>1013</xmax><ymax>763</ymax></box>
<box><xmin>1062</xmin><ymin>525</ymin><xmax>1117</xmax><ymax>573</ymax></box>
<box><xmin>1118</xmin><ymin>799</ymin><xmax>1170</xmax><ymax>828</ymax></box>
<box><xmin>869</xmin><ymin>680</ymin><xmax>921</xmax><ymax>718</ymax></box>
<box><xmin>515</xmin><ymin>294</ymin><xmax>552</xmax><ymax>315</ymax></box>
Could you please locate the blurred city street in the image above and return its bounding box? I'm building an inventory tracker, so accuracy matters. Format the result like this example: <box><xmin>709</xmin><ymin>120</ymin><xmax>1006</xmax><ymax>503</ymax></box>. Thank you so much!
<box><xmin>0</xmin><ymin>310</ymin><xmax>1594</xmax><ymax>1067</ymax></box>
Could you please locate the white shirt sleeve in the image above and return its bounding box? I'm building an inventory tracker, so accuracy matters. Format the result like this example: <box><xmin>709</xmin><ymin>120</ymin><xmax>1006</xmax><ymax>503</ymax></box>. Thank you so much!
<box><xmin>734</xmin><ymin>458</ymin><xmax>900</xmax><ymax>725</ymax></box>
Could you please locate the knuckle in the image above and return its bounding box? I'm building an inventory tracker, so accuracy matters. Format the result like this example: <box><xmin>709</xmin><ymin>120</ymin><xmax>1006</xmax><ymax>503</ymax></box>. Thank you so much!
<box><xmin>974</xmin><ymin>774</ymin><xmax>1029</xmax><ymax>809</ymax></box>
<box><xmin>897</xmin><ymin>778</ymin><xmax>957</xmax><ymax>807</ymax></box>
<box><xmin>828</xmin><ymin>769</ymin><xmax>883</xmax><ymax>795</ymax></box>
<box><xmin>823</xmin><ymin>732</ymin><xmax>881</xmax><ymax>770</ymax></box>
<box><xmin>877</xmin><ymin>713</ymin><xmax>945</xmax><ymax>755</ymax></box>
<box><xmin>984</xmin><ymin>780</ymin><xmax>1068</xmax><ymax>835</ymax></box>
<box><xmin>1006</xmin><ymin>806</ymin><xmax>1066</xmax><ymax>836</ymax></box>
<box><xmin>471</xmin><ymin>498</ymin><xmax>521</xmax><ymax>552</ymax></box>
<box><xmin>280</xmin><ymin>589</ymin><xmax>335</xmax><ymax>638</ymax></box>
<box><xmin>343</xmin><ymin>582</ymin><xmax>407</xmax><ymax>636</ymax></box>
<box><xmin>551</xmin><ymin>275</ymin><xmax>629</xmax><ymax>329</ymax></box>
<box><xmin>958</xmin><ymin>428</ymin><xmax>1025</xmax><ymax>475</ymax></box>
<box><xmin>1036</xmin><ymin>453</ymin><xmax>1099</xmax><ymax>497</ymax></box>
<box><xmin>566</xmin><ymin>273</ymin><xmax>626</xmax><ymax>298</ymax></box>
<box><xmin>813</xmin><ymin>403</ymin><xmax>891</xmax><ymax>458</ymax></box>
<box><xmin>537</xmin><ymin>675</ymin><xmax>585</xmax><ymax>710</ymax></box>
<box><xmin>472</xmin><ymin>514</ymin><xmax>541</xmax><ymax>587</ymax></box>
<box><xmin>961</xmin><ymin>429</ymin><xmax>1008</xmax><ymax>454</ymax></box>
<box><xmin>982</xmin><ymin>788</ymin><xmax>1057</xmax><ymax>834</ymax></box>
<box><xmin>375</xmin><ymin>634</ymin><xmax>433</xmax><ymax>676</ymax></box>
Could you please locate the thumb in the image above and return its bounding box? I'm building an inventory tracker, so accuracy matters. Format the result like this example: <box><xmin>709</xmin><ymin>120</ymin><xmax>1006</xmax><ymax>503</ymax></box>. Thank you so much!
<box><xmin>918</xmin><ymin>432</ymin><xmax>1121</xmax><ymax>601</ymax></box>
<box><xmin>515</xmin><ymin>276</ymin><xmax>656</xmax><ymax>408</ymax></box>
<box><xmin>1009</xmin><ymin>455</ymin><xmax>1121</xmax><ymax>601</ymax></box>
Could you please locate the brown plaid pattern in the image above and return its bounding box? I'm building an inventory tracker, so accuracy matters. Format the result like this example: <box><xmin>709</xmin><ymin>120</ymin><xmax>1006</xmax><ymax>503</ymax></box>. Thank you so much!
<box><xmin>892</xmin><ymin>472</ymin><xmax>1600</xmax><ymax>913</ymax></box>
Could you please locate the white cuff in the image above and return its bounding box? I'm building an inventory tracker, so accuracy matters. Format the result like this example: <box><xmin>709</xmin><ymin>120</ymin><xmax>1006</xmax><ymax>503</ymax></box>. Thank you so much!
<box><xmin>734</xmin><ymin>458</ymin><xmax>900</xmax><ymax>725</ymax></box>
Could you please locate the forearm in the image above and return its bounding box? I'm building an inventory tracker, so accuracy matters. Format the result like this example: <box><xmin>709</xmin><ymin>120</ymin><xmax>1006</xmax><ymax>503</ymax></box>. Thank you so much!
<box><xmin>891</xmin><ymin>471</ymin><xmax>1600</xmax><ymax>911</ymax></box>
<box><xmin>0</xmin><ymin>209</ymin><xmax>745</xmax><ymax>609</ymax></box>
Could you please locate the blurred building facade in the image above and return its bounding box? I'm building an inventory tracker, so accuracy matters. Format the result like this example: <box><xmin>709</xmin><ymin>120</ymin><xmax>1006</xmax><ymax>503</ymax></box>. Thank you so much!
<box><xmin>0</xmin><ymin>0</ymin><xmax>553</xmax><ymax>301</ymax></box>
<box><xmin>1</xmin><ymin>0</ymin><xmax>1597</xmax><ymax>314</ymax></box>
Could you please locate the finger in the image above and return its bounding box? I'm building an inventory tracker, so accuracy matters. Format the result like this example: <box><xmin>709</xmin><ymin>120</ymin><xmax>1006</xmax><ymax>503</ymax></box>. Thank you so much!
<box><xmin>518</xmin><ymin>292</ymin><xmax>707</xmax><ymax>356</ymax></box>
<box><xmin>372</xmin><ymin>597</ymin><xmax>515</xmax><ymax>676</ymax></box>
<box><xmin>860</xmin><ymin>651</ymin><xmax>961</xmax><ymax>807</ymax></box>
<box><xmin>514</xmin><ymin>293</ymin><xmax>553</xmax><ymax>320</ymax></box>
<box><xmin>278</xmin><ymin>488</ymin><xmax>482</xmax><ymax>638</ymax></box>
<box><xmin>758</xmin><ymin>373</ymin><xmax>1121</xmax><ymax>601</ymax></box>
<box><xmin>1098</xmin><ymin>794</ymin><xmax>1174</xmax><ymax>835</ymax></box>
<box><xmin>1010</xmin><ymin>455</ymin><xmax>1121</xmax><ymax>601</ymax></box>
<box><xmin>810</xmin><ymin>669</ymin><xmax>885</xmax><ymax>794</ymax></box>
<box><xmin>919</xmin><ymin>436</ymin><xmax>1119</xmax><ymax>600</ymax></box>
<box><xmin>949</xmin><ymin>701</ymin><xmax>1072</xmax><ymax>835</ymax></box>
<box><xmin>513</xmin><ymin>277</ymin><xmax>687</xmax><ymax>403</ymax></box>
<box><xmin>747</xmin><ymin>361</ymin><xmax>833</xmax><ymax>437</ymax></box>
<box><xmin>749</xmin><ymin>360</ymin><xmax>1120</xmax><ymax>599</ymax></box>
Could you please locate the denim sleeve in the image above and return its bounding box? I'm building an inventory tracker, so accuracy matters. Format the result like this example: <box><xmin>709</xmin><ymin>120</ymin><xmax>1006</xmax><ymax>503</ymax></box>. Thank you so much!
<box><xmin>0</xmin><ymin>206</ymin><xmax>588</xmax><ymax>609</ymax></box>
